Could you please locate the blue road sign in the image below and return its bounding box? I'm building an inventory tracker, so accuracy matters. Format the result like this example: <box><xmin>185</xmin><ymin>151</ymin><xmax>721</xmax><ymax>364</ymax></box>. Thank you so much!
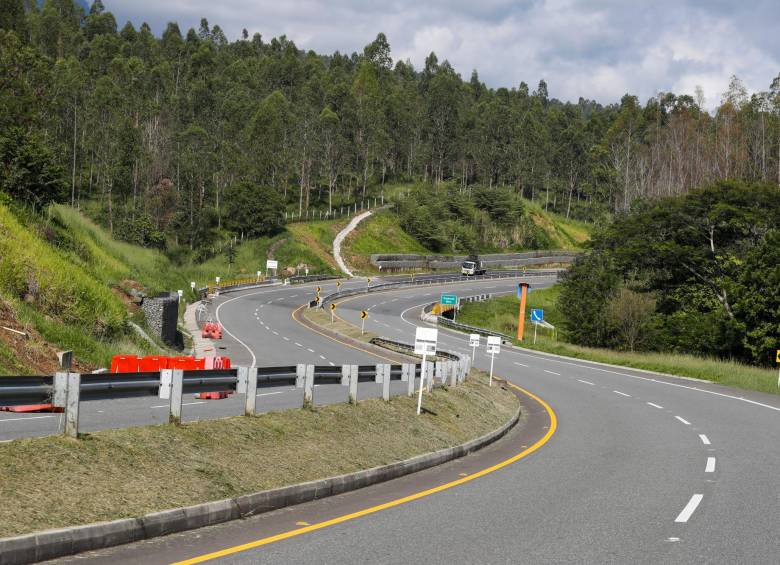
<box><xmin>530</xmin><ymin>309</ymin><xmax>544</xmax><ymax>322</ymax></box>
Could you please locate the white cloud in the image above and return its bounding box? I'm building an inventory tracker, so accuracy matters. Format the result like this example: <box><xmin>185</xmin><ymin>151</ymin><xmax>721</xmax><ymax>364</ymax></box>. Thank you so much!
<box><xmin>105</xmin><ymin>0</ymin><xmax>780</xmax><ymax>109</ymax></box>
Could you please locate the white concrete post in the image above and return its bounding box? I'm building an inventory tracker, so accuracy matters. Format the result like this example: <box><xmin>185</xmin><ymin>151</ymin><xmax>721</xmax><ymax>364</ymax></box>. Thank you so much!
<box><xmin>382</xmin><ymin>364</ymin><xmax>391</xmax><ymax>400</ymax></box>
<box><xmin>53</xmin><ymin>371</ymin><xmax>68</xmax><ymax>409</ymax></box>
<box><xmin>341</xmin><ymin>365</ymin><xmax>350</xmax><ymax>386</ymax></box>
<box><xmin>244</xmin><ymin>367</ymin><xmax>258</xmax><ymax>416</ymax></box>
<box><xmin>303</xmin><ymin>364</ymin><xmax>315</xmax><ymax>408</ymax></box>
<box><xmin>169</xmin><ymin>369</ymin><xmax>184</xmax><ymax>425</ymax></box>
<box><xmin>427</xmin><ymin>363</ymin><xmax>435</xmax><ymax>392</ymax></box>
<box><xmin>374</xmin><ymin>364</ymin><xmax>383</xmax><ymax>383</ymax></box>
<box><xmin>449</xmin><ymin>362</ymin><xmax>457</xmax><ymax>387</ymax></box>
<box><xmin>64</xmin><ymin>372</ymin><xmax>80</xmax><ymax>438</ymax></box>
<box><xmin>295</xmin><ymin>364</ymin><xmax>306</xmax><ymax>388</ymax></box>
<box><xmin>348</xmin><ymin>365</ymin><xmax>359</xmax><ymax>404</ymax></box>
<box><xmin>435</xmin><ymin>361</ymin><xmax>443</xmax><ymax>386</ymax></box>
<box><xmin>406</xmin><ymin>364</ymin><xmax>416</xmax><ymax>396</ymax></box>
<box><xmin>159</xmin><ymin>369</ymin><xmax>172</xmax><ymax>399</ymax></box>
<box><xmin>237</xmin><ymin>366</ymin><xmax>249</xmax><ymax>394</ymax></box>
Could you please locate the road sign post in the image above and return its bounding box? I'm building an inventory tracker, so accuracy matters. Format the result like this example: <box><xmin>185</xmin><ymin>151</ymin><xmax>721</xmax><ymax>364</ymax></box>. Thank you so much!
<box><xmin>777</xmin><ymin>350</ymin><xmax>780</xmax><ymax>387</ymax></box>
<box><xmin>330</xmin><ymin>302</ymin><xmax>337</xmax><ymax>324</ymax></box>
<box><xmin>531</xmin><ymin>309</ymin><xmax>544</xmax><ymax>344</ymax></box>
<box><xmin>469</xmin><ymin>334</ymin><xmax>480</xmax><ymax>364</ymax></box>
<box><xmin>486</xmin><ymin>336</ymin><xmax>501</xmax><ymax>386</ymax></box>
<box><xmin>360</xmin><ymin>310</ymin><xmax>368</xmax><ymax>335</ymax></box>
<box><xmin>414</xmin><ymin>327</ymin><xmax>438</xmax><ymax>415</ymax></box>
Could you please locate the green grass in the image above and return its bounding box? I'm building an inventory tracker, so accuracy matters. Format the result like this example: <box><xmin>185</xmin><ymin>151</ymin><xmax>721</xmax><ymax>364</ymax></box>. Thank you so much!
<box><xmin>0</xmin><ymin>371</ymin><xmax>517</xmax><ymax>536</ymax></box>
<box><xmin>457</xmin><ymin>287</ymin><xmax>780</xmax><ymax>396</ymax></box>
<box><xmin>523</xmin><ymin>199</ymin><xmax>591</xmax><ymax>250</ymax></box>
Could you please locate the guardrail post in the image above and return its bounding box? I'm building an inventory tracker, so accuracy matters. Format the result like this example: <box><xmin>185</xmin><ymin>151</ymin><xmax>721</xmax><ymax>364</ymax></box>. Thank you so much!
<box><xmin>400</xmin><ymin>364</ymin><xmax>410</xmax><ymax>382</ymax></box>
<box><xmin>169</xmin><ymin>369</ymin><xmax>183</xmax><ymax>425</ymax></box>
<box><xmin>244</xmin><ymin>367</ymin><xmax>258</xmax><ymax>416</ymax></box>
<box><xmin>303</xmin><ymin>364</ymin><xmax>314</xmax><ymax>408</ymax></box>
<box><xmin>435</xmin><ymin>361</ymin><xmax>443</xmax><ymax>386</ymax></box>
<box><xmin>341</xmin><ymin>365</ymin><xmax>350</xmax><ymax>386</ymax></box>
<box><xmin>374</xmin><ymin>364</ymin><xmax>383</xmax><ymax>383</ymax></box>
<box><xmin>348</xmin><ymin>365</ymin><xmax>358</xmax><ymax>404</ymax></box>
<box><xmin>449</xmin><ymin>362</ymin><xmax>457</xmax><ymax>387</ymax></box>
<box><xmin>382</xmin><ymin>364</ymin><xmax>391</xmax><ymax>400</ymax></box>
<box><xmin>295</xmin><ymin>364</ymin><xmax>306</xmax><ymax>388</ymax></box>
<box><xmin>406</xmin><ymin>364</ymin><xmax>416</xmax><ymax>396</ymax></box>
<box><xmin>64</xmin><ymin>372</ymin><xmax>81</xmax><ymax>438</ymax></box>
<box><xmin>53</xmin><ymin>371</ymin><xmax>68</xmax><ymax>410</ymax></box>
<box><xmin>237</xmin><ymin>366</ymin><xmax>248</xmax><ymax>394</ymax></box>
<box><xmin>427</xmin><ymin>363</ymin><xmax>435</xmax><ymax>392</ymax></box>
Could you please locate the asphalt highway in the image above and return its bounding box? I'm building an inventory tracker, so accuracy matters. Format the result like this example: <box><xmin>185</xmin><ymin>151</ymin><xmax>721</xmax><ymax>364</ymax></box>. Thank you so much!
<box><xmin>44</xmin><ymin>275</ymin><xmax>780</xmax><ymax>564</ymax></box>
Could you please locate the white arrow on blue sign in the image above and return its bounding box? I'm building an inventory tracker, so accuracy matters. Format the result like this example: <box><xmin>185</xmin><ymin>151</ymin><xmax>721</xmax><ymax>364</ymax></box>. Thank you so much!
<box><xmin>530</xmin><ymin>309</ymin><xmax>544</xmax><ymax>322</ymax></box>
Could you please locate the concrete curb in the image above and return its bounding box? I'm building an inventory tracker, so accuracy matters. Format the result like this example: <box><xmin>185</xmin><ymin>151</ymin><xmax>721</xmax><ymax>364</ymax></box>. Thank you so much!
<box><xmin>0</xmin><ymin>401</ymin><xmax>521</xmax><ymax>565</ymax></box>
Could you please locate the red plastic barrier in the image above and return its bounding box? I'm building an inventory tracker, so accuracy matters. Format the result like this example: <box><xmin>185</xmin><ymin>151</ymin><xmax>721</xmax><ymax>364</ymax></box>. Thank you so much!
<box><xmin>137</xmin><ymin>356</ymin><xmax>168</xmax><ymax>372</ymax></box>
<box><xmin>110</xmin><ymin>355</ymin><xmax>139</xmax><ymax>373</ymax></box>
<box><xmin>0</xmin><ymin>404</ymin><xmax>63</xmax><ymax>413</ymax></box>
<box><xmin>195</xmin><ymin>391</ymin><xmax>232</xmax><ymax>400</ymax></box>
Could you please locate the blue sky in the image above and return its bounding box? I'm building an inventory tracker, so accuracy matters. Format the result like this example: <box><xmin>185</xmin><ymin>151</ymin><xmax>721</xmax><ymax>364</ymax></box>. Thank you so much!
<box><xmin>105</xmin><ymin>0</ymin><xmax>780</xmax><ymax>108</ymax></box>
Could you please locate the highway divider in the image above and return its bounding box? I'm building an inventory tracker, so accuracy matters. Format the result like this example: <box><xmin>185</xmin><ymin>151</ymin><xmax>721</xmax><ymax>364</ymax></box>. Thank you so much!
<box><xmin>0</xmin><ymin>354</ymin><xmax>472</xmax><ymax>437</ymax></box>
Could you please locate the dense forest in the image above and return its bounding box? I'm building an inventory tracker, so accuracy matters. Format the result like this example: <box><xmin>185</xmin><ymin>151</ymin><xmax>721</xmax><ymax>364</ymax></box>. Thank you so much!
<box><xmin>559</xmin><ymin>180</ymin><xmax>780</xmax><ymax>366</ymax></box>
<box><xmin>1</xmin><ymin>0</ymin><xmax>780</xmax><ymax>258</ymax></box>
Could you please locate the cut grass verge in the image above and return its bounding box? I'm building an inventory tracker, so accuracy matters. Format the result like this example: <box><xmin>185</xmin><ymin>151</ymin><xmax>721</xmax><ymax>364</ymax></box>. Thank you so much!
<box><xmin>457</xmin><ymin>289</ymin><xmax>780</xmax><ymax>396</ymax></box>
<box><xmin>0</xmin><ymin>371</ymin><xmax>517</xmax><ymax>537</ymax></box>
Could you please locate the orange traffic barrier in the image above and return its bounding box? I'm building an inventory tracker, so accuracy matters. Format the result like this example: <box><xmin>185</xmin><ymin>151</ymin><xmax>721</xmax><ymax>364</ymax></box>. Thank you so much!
<box><xmin>138</xmin><ymin>356</ymin><xmax>169</xmax><ymax>372</ymax></box>
<box><xmin>110</xmin><ymin>355</ymin><xmax>230</xmax><ymax>373</ymax></box>
<box><xmin>195</xmin><ymin>391</ymin><xmax>232</xmax><ymax>400</ymax></box>
<box><xmin>110</xmin><ymin>355</ymin><xmax>139</xmax><ymax>373</ymax></box>
<box><xmin>0</xmin><ymin>404</ymin><xmax>63</xmax><ymax>413</ymax></box>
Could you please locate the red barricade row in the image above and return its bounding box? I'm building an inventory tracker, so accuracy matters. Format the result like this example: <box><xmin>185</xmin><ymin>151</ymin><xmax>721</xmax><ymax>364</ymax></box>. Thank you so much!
<box><xmin>109</xmin><ymin>355</ymin><xmax>231</xmax><ymax>373</ymax></box>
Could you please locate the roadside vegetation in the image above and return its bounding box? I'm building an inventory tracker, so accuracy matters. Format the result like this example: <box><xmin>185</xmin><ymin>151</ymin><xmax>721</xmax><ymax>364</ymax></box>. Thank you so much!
<box><xmin>0</xmin><ymin>371</ymin><xmax>518</xmax><ymax>536</ymax></box>
<box><xmin>457</xmin><ymin>287</ymin><xmax>780</xmax><ymax>396</ymax></box>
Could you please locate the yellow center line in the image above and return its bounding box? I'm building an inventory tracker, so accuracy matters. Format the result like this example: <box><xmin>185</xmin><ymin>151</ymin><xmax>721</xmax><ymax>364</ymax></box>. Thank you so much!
<box><xmin>171</xmin><ymin>381</ymin><xmax>557</xmax><ymax>564</ymax></box>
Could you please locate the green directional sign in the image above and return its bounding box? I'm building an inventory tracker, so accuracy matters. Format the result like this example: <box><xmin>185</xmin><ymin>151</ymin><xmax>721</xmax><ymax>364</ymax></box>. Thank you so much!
<box><xmin>441</xmin><ymin>294</ymin><xmax>458</xmax><ymax>306</ymax></box>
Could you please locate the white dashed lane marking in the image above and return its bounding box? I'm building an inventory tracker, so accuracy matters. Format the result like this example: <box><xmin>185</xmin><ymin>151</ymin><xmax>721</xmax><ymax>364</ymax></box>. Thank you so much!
<box><xmin>613</xmin><ymin>390</ymin><xmax>631</xmax><ymax>397</ymax></box>
<box><xmin>705</xmin><ymin>457</ymin><xmax>716</xmax><ymax>473</ymax></box>
<box><xmin>699</xmin><ymin>434</ymin><xmax>711</xmax><ymax>445</ymax></box>
<box><xmin>544</xmin><ymin>370</ymin><xmax>561</xmax><ymax>376</ymax></box>
<box><xmin>577</xmin><ymin>379</ymin><xmax>595</xmax><ymax>386</ymax></box>
<box><xmin>647</xmin><ymin>402</ymin><xmax>664</xmax><ymax>409</ymax></box>
<box><xmin>675</xmin><ymin>416</ymin><xmax>692</xmax><ymax>425</ymax></box>
<box><xmin>675</xmin><ymin>494</ymin><xmax>703</xmax><ymax>523</ymax></box>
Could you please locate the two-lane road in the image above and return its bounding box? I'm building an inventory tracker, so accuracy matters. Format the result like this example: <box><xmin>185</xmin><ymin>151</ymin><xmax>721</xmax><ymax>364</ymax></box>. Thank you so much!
<box><xmin>42</xmin><ymin>276</ymin><xmax>780</xmax><ymax>563</ymax></box>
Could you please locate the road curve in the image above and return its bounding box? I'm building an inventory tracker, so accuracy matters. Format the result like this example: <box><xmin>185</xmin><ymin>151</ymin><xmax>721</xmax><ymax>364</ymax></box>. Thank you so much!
<box><xmin>44</xmin><ymin>276</ymin><xmax>780</xmax><ymax>564</ymax></box>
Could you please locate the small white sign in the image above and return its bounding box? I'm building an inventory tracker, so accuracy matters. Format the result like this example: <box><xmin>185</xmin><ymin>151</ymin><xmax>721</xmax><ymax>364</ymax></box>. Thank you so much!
<box><xmin>469</xmin><ymin>334</ymin><xmax>480</xmax><ymax>347</ymax></box>
<box><xmin>177</xmin><ymin>289</ymin><xmax>183</xmax><ymax>298</ymax></box>
<box><xmin>215</xmin><ymin>276</ymin><xmax>221</xmax><ymax>284</ymax></box>
<box><xmin>487</xmin><ymin>335</ymin><xmax>501</xmax><ymax>355</ymax></box>
<box><xmin>266</xmin><ymin>259</ymin><xmax>278</xmax><ymax>270</ymax></box>
<box><xmin>256</xmin><ymin>270</ymin><xmax>261</xmax><ymax>277</ymax></box>
<box><xmin>190</xmin><ymin>281</ymin><xmax>196</xmax><ymax>289</ymax></box>
<box><xmin>414</xmin><ymin>327</ymin><xmax>438</xmax><ymax>356</ymax></box>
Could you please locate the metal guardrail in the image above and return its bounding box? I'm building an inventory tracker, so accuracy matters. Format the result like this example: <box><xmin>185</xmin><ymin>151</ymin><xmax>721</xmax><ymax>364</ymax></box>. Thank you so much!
<box><xmin>437</xmin><ymin>316</ymin><xmax>513</xmax><ymax>342</ymax></box>
<box><xmin>318</xmin><ymin>269</ymin><xmax>562</xmax><ymax>308</ymax></box>
<box><xmin>370</xmin><ymin>337</ymin><xmax>460</xmax><ymax>361</ymax></box>
<box><xmin>289</xmin><ymin>274</ymin><xmax>341</xmax><ymax>285</ymax></box>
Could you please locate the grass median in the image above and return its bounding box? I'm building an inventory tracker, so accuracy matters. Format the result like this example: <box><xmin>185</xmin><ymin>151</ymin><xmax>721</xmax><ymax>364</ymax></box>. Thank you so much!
<box><xmin>457</xmin><ymin>291</ymin><xmax>779</xmax><ymax>396</ymax></box>
<box><xmin>0</xmin><ymin>371</ymin><xmax>518</xmax><ymax>537</ymax></box>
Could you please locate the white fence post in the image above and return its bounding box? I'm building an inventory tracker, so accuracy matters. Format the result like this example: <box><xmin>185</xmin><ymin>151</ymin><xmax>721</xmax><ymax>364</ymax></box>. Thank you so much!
<box><xmin>382</xmin><ymin>364</ymin><xmax>391</xmax><ymax>400</ymax></box>
<box><xmin>169</xmin><ymin>369</ymin><xmax>183</xmax><ymax>425</ymax></box>
<box><xmin>64</xmin><ymin>372</ymin><xmax>81</xmax><ymax>438</ymax></box>
<box><xmin>427</xmin><ymin>363</ymin><xmax>435</xmax><ymax>392</ymax></box>
<box><xmin>374</xmin><ymin>364</ymin><xmax>383</xmax><ymax>383</ymax></box>
<box><xmin>341</xmin><ymin>365</ymin><xmax>350</xmax><ymax>386</ymax></box>
<box><xmin>349</xmin><ymin>365</ymin><xmax>359</xmax><ymax>404</ymax></box>
<box><xmin>303</xmin><ymin>364</ymin><xmax>315</xmax><ymax>408</ymax></box>
<box><xmin>406</xmin><ymin>364</ymin><xmax>416</xmax><ymax>396</ymax></box>
<box><xmin>449</xmin><ymin>362</ymin><xmax>457</xmax><ymax>387</ymax></box>
<box><xmin>435</xmin><ymin>361</ymin><xmax>443</xmax><ymax>386</ymax></box>
<box><xmin>296</xmin><ymin>364</ymin><xmax>306</xmax><ymax>388</ymax></box>
<box><xmin>244</xmin><ymin>367</ymin><xmax>258</xmax><ymax>416</ymax></box>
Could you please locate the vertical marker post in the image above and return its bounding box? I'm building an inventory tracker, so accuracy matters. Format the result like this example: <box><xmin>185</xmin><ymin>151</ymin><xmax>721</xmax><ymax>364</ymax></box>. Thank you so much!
<box><xmin>489</xmin><ymin>351</ymin><xmax>495</xmax><ymax>387</ymax></box>
<box><xmin>517</xmin><ymin>282</ymin><xmax>530</xmax><ymax>341</ymax></box>
<box><xmin>416</xmin><ymin>354</ymin><xmax>427</xmax><ymax>415</ymax></box>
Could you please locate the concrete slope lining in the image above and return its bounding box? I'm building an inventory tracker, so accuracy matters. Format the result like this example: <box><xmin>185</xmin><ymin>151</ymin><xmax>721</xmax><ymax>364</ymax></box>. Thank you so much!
<box><xmin>333</xmin><ymin>210</ymin><xmax>373</xmax><ymax>277</ymax></box>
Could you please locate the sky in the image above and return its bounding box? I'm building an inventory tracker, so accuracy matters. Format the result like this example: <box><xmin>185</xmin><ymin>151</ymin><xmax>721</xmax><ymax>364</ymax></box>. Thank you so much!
<box><xmin>105</xmin><ymin>0</ymin><xmax>780</xmax><ymax>109</ymax></box>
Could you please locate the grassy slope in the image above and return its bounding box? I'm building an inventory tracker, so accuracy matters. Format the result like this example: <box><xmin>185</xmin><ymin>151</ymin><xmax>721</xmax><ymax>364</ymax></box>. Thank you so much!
<box><xmin>523</xmin><ymin>199</ymin><xmax>592</xmax><ymax>250</ymax></box>
<box><xmin>457</xmin><ymin>287</ymin><xmax>779</xmax><ymax>396</ymax></box>
<box><xmin>0</xmin><ymin>372</ymin><xmax>517</xmax><ymax>536</ymax></box>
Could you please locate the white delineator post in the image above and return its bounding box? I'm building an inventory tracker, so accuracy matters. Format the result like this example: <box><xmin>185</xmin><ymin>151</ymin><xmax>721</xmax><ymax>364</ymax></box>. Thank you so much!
<box><xmin>486</xmin><ymin>336</ymin><xmax>501</xmax><ymax>387</ymax></box>
<box><xmin>416</xmin><ymin>353</ymin><xmax>427</xmax><ymax>416</ymax></box>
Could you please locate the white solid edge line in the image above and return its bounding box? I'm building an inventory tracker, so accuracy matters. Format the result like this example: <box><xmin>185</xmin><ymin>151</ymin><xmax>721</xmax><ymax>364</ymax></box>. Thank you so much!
<box><xmin>699</xmin><ymin>434</ymin><xmax>711</xmax><ymax>445</ymax></box>
<box><xmin>705</xmin><ymin>457</ymin><xmax>716</xmax><ymax>473</ymax></box>
<box><xmin>675</xmin><ymin>416</ymin><xmax>692</xmax><ymax>425</ymax></box>
<box><xmin>613</xmin><ymin>390</ymin><xmax>631</xmax><ymax>397</ymax></box>
<box><xmin>675</xmin><ymin>494</ymin><xmax>704</xmax><ymax>523</ymax></box>
<box><xmin>577</xmin><ymin>379</ymin><xmax>595</xmax><ymax>386</ymax></box>
<box><xmin>0</xmin><ymin>415</ymin><xmax>56</xmax><ymax>422</ymax></box>
<box><xmin>647</xmin><ymin>402</ymin><xmax>664</xmax><ymax>409</ymax></box>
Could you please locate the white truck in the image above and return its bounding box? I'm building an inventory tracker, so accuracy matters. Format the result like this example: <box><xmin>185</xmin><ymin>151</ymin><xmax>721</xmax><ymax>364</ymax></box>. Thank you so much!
<box><xmin>461</xmin><ymin>258</ymin><xmax>486</xmax><ymax>276</ymax></box>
